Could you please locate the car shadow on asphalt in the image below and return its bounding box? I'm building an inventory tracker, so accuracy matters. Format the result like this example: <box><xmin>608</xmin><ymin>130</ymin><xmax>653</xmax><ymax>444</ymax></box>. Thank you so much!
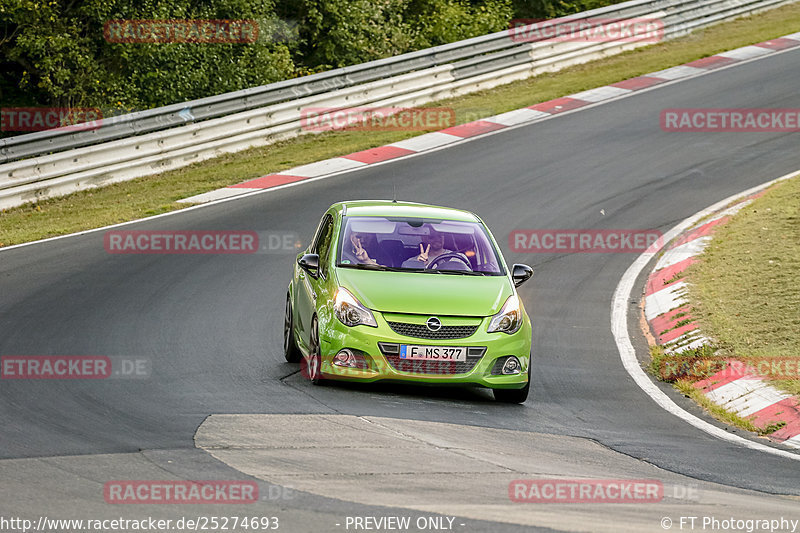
<box><xmin>280</xmin><ymin>364</ymin><xmax>502</xmax><ymax>404</ymax></box>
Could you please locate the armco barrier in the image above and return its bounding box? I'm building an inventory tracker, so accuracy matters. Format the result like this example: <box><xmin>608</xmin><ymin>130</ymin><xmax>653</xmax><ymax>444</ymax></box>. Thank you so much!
<box><xmin>0</xmin><ymin>0</ymin><xmax>794</xmax><ymax>209</ymax></box>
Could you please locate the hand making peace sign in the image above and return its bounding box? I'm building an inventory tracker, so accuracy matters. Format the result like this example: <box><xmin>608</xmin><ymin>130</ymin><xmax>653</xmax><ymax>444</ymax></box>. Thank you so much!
<box><xmin>351</xmin><ymin>234</ymin><xmax>376</xmax><ymax>264</ymax></box>
<box><xmin>416</xmin><ymin>243</ymin><xmax>430</xmax><ymax>262</ymax></box>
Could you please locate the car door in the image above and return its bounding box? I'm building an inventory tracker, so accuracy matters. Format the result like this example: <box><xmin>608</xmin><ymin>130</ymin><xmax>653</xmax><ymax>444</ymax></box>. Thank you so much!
<box><xmin>295</xmin><ymin>213</ymin><xmax>334</xmax><ymax>350</ymax></box>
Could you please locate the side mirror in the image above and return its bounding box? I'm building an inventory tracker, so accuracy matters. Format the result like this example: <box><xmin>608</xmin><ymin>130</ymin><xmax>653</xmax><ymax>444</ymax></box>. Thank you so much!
<box><xmin>511</xmin><ymin>263</ymin><xmax>533</xmax><ymax>287</ymax></box>
<box><xmin>298</xmin><ymin>253</ymin><xmax>320</xmax><ymax>278</ymax></box>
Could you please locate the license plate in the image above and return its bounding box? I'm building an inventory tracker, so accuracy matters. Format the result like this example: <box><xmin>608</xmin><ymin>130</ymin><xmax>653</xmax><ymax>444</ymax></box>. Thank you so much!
<box><xmin>399</xmin><ymin>345</ymin><xmax>467</xmax><ymax>361</ymax></box>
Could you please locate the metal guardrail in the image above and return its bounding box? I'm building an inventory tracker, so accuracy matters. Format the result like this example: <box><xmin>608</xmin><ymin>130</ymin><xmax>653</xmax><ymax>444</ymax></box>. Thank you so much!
<box><xmin>0</xmin><ymin>0</ymin><xmax>793</xmax><ymax>208</ymax></box>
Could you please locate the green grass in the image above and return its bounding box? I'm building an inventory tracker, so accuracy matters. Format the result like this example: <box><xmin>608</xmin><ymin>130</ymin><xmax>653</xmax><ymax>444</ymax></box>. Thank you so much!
<box><xmin>651</xmin><ymin>345</ymin><xmax>787</xmax><ymax>435</ymax></box>
<box><xmin>663</xmin><ymin>271</ymin><xmax>685</xmax><ymax>285</ymax></box>
<box><xmin>648</xmin><ymin>343</ymin><xmax>717</xmax><ymax>381</ymax></box>
<box><xmin>688</xmin><ymin>177</ymin><xmax>800</xmax><ymax>397</ymax></box>
<box><xmin>2</xmin><ymin>4</ymin><xmax>800</xmax><ymax>246</ymax></box>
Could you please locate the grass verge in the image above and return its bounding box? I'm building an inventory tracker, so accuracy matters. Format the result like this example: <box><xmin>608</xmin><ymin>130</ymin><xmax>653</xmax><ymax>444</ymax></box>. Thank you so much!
<box><xmin>674</xmin><ymin>380</ymin><xmax>785</xmax><ymax>435</ymax></box>
<box><xmin>650</xmin><ymin>344</ymin><xmax>786</xmax><ymax>436</ymax></box>
<box><xmin>3</xmin><ymin>5</ymin><xmax>800</xmax><ymax>246</ymax></box>
<box><xmin>688</xmin><ymin>177</ymin><xmax>800</xmax><ymax>397</ymax></box>
<box><xmin>647</xmin><ymin>176</ymin><xmax>799</xmax><ymax>437</ymax></box>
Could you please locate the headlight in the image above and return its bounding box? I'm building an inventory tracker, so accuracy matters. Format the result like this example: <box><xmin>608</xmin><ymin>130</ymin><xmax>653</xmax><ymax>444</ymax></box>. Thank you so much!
<box><xmin>501</xmin><ymin>356</ymin><xmax>522</xmax><ymax>374</ymax></box>
<box><xmin>487</xmin><ymin>294</ymin><xmax>522</xmax><ymax>334</ymax></box>
<box><xmin>333</xmin><ymin>349</ymin><xmax>358</xmax><ymax>367</ymax></box>
<box><xmin>334</xmin><ymin>287</ymin><xmax>377</xmax><ymax>328</ymax></box>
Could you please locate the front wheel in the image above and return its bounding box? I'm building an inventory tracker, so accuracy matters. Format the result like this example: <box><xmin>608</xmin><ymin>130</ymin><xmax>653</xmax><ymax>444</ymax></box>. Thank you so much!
<box><xmin>493</xmin><ymin>364</ymin><xmax>530</xmax><ymax>403</ymax></box>
<box><xmin>283</xmin><ymin>293</ymin><xmax>301</xmax><ymax>363</ymax></box>
<box><xmin>306</xmin><ymin>317</ymin><xmax>323</xmax><ymax>385</ymax></box>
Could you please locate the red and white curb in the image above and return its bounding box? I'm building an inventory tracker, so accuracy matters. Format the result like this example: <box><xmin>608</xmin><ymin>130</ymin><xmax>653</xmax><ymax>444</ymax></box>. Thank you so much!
<box><xmin>179</xmin><ymin>32</ymin><xmax>800</xmax><ymax>205</ymax></box>
<box><xmin>644</xmin><ymin>194</ymin><xmax>800</xmax><ymax>449</ymax></box>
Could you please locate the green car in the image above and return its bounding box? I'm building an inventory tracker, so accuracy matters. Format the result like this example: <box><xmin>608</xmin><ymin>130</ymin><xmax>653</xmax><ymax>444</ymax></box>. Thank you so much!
<box><xmin>283</xmin><ymin>200</ymin><xmax>534</xmax><ymax>403</ymax></box>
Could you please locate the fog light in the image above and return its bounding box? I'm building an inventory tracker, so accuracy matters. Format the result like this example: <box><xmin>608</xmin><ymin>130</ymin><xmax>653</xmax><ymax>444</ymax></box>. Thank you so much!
<box><xmin>501</xmin><ymin>356</ymin><xmax>521</xmax><ymax>375</ymax></box>
<box><xmin>333</xmin><ymin>349</ymin><xmax>357</xmax><ymax>368</ymax></box>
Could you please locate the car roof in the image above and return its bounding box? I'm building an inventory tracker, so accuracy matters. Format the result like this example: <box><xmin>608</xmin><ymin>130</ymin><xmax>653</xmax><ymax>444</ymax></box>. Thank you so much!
<box><xmin>330</xmin><ymin>200</ymin><xmax>480</xmax><ymax>222</ymax></box>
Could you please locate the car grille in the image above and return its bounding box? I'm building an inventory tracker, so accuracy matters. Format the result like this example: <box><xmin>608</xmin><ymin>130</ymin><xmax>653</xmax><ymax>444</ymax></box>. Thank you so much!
<box><xmin>378</xmin><ymin>343</ymin><xmax>486</xmax><ymax>375</ymax></box>
<box><xmin>386</xmin><ymin>321</ymin><xmax>479</xmax><ymax>340</ymax></box>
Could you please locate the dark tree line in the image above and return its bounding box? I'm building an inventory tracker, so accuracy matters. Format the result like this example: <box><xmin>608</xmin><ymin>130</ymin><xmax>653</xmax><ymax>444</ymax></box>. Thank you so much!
<box><xmin>0</xmin><ymin>0</ymin><xmax>624</xmax><ymax>114</ymax></box>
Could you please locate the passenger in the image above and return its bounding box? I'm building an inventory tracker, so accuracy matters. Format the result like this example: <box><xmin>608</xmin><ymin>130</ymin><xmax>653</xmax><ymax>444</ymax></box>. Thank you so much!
<box><xmin>349</xmin><ymin>232</ymin><xmax>388</xmax><ymax>266</ymax></box>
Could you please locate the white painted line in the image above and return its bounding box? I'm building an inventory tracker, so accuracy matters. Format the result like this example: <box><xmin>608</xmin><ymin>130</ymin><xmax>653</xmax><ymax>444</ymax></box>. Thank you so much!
<box><xmin>730</xmin><ymin>386</ymin><xmax>791</xmax><ymax>418</ymax></box>
<box><xmin>484</xmin><ymin>108</ymin><xmax>549</xmax><ymax>126</ymax></box>
<box><xmin>704</xmin><ymin>199</ymin><xmax>753</xmax><ymax>223</ymax></box>
<box><xmin>654</xmin><ymin>236</ymin><xmax>712</xmax><ymax>270</ymax></box>
<box><xmin>665</xmin><ymin>331</ymin><xmax>705</xmax><ymax>348</ymax></box>
<box><xmin>570</xmin><ymin>86</ymin><xmax>631</xmax><ymax>103</ymax></box>
<box><xmin>662</xmin><ymin>328</ymin><xmax>701</xmax><ymax>345</ymax></box>
<box><xmin>666</xmin><ymin>337</ymin><xmax>710</xmax><ymax>355</ymax></box>
<box><xmin>279</xmin><ymin>157</ymin><xmax>366</xmax><ymax>178</ymax></box>
<box><xmin>784</xmin><ymin>435</ymin><xmax>800</xmax><ymax>448</ymax></box>
<box><xmin>612</xmin><ymin>169</ymin><xmax>800</xmax><ymax>462</ymax></box>
<box><xmin>649</xmin><ymin>65</ymin><xmax>705</xmax><ymax>80</ymax></box>
<box><xmin>718</xmin><ymin>46</ymin><xmax>773</xmax><ymax>60</ymax></box>
<box><xmin>177</xmin><ymin>187</ymin><xmax>256</xmax><ymax>204</ymax></box>
<box><xmin>664</xmin><ymin>328</ymin><xmax>702</xmax><ymax>343</ymax></box>
<box><xmin>389</xmin><ymin>132</ymin><xmax>462</xmax><ymax>152</ymax></box>
<box><xmin>645</xmin><ymin>282</ymin><xmax>688</xmax><ymax>321</ymax></box>
<box><xmin>706</xmin><ymin>379</ymin><xmax>784</xmax><ymax>417</ymax></box>
<box><xmin>706</xmin><ymin>378</ymin><xmax>764</xmax><ymax>405</ymax></box>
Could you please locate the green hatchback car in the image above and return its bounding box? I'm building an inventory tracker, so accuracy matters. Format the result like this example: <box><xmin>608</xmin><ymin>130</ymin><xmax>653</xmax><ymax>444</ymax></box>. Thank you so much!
<box><xmin>283</xmin><ymin>200</ymin><xmax>534</xmax><ymax>403</ymax></box>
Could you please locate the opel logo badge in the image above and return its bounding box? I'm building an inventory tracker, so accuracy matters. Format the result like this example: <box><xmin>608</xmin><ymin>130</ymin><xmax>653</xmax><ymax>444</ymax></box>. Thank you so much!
<box><xmin>426</xmin><ymin>317</ymin><xmax>442</xmax><ymax>332</ymax></box>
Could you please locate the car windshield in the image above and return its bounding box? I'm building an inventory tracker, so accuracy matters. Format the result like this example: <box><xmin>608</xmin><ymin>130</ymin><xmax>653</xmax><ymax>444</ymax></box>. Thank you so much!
<box><xmin>336</xmin><ymin>216</ymin><xmax>505</xmax><ymax>275</ymax></box>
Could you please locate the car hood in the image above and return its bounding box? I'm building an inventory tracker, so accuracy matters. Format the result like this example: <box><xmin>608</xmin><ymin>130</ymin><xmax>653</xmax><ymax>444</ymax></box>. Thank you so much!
<box><xmin>335</xmin><ymin>268</ymin><xmax>512</xmax><ymax>316</ymax></box>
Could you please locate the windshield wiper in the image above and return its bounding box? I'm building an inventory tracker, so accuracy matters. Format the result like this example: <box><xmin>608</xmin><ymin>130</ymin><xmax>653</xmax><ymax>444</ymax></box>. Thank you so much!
<box><xmin>430</xmin><ymin>269</ymin><xmax>487</xmax><ymax>276</ymax></box>
<box><xmin>338</xmin><ymin>263</ymin><xmax>403</xmax><ymax>272</ymax></box>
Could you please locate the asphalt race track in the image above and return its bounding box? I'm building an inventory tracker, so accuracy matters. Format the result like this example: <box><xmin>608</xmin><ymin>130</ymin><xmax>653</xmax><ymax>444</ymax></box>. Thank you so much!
<box><xmin>1</xmin><ymin>47</ymin><xmax>799</xmax><ymax>532</ymax></box>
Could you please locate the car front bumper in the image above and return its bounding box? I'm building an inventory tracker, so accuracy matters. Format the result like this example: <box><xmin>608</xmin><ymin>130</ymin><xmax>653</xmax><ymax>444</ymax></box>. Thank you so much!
<box><xmin>317</xmin><ymin>311</ymin><xmax>532</xmax><ymax>389</ymax></box>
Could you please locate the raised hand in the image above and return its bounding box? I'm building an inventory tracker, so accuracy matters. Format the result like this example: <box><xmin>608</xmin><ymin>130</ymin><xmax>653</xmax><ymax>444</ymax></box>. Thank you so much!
<box><xmin>351</xmin><ymin>235</ymin><xmax>375</xmax><ymax>264</ymax></box>
<box><xmin>416</xmin><ymin>243</ymin><xmax>430</xmax><ymax>262</ymax></box>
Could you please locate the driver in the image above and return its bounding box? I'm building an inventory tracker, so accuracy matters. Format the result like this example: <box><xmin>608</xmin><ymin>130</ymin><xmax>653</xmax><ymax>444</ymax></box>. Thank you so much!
<box><xmin>415</xmin><ymin>232</ymin><xmax>452</xmax><ymax>265</ymax></box>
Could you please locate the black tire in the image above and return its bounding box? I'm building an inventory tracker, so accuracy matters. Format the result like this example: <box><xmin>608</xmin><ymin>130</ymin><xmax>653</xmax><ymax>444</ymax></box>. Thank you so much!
<box><xmin>307</xmin><ymin>317</ymin><xmax>323</xmax><ymax>385</ymax></box>
<box><xmin>283</xmin><ymin>293</ymin><xmax>301</xmax><ymax>363</ymax></box>
<box><xmin>493</xmin><ymin>364</ymin><xmax>530</xmax><ymax>403</ymax></box>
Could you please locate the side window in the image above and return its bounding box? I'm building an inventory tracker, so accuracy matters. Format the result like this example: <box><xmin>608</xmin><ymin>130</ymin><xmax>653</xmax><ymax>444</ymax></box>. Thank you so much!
<box><xmin>313</xmin><ymin>215</ymin><xmax>335</xmax><ymax>277</ymax></box>
<box><xmin>309</xmin><ymin>215</ymin><xmax>329</xmax><ymax>253</ymax></box>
